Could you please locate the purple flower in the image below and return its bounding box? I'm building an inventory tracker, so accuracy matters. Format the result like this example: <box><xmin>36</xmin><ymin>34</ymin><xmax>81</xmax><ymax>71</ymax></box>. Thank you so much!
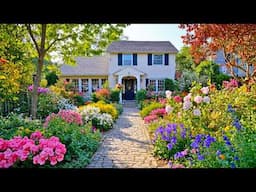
<box><xmin>223</xmin><ymin>135</ymin><xmax>231</xmax><ymax>146</ymax></box>
<box><xmin>227</xmin><ymin>104</ymin><xmax>235</xmax><ymax>113</ymax></box>
<box><xmin>197</xmin><ymin>153</ymin><xmax>204</xmax><ymax>161</ymax></box>
<box><xmin>167</xmin><ymin>143</ymin><xmax>173</xmax><ymax>150</ymax></box>
<box><xmin>174</xmin><ymin>152</ymin><xmax>184</xmax><ymax>159</ymax></box>
<box><xmin>233</xmin><ymin>118</ymin><xmax>242</xmax><ymax>131</ymax></box>
<box><xmin>170</xmin><ymin>136</ymin><xmax>177</xmax><ymax>145</ymax></box>
<box><xmin>216</xmin><ymin>150</ymin><xmax>221</xmax><ymax>156</ymax></box>
<box><xmin>203</xmin><ymin>135</ymin><xmax>216</xmax><ymax>148</ymax></box>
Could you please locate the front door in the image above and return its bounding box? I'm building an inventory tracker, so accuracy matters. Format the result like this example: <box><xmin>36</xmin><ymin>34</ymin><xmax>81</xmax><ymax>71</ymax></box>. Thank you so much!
<box><xmin>124</xmin><ymin>79</ymin><xmax>135</xmax><ymax>100</ymax></box>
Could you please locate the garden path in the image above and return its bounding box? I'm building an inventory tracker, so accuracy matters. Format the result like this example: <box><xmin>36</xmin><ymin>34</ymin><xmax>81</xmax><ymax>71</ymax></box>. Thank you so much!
<box><xmin>87</xmin><ymin>107</ymin><xmax>167</xmax><ymax>168</ymax></box>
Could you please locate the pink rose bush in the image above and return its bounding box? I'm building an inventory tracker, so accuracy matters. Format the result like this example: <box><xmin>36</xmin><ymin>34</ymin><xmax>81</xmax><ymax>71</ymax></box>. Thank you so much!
<box><xmin>223</xmin><ymin>79</ymin><xmax>239</xmax><ymax>90</ymax></box>
<box><xmin>0</xmin><ymin>131</ymin><xmax>66</xmax><ymax>168</ymax></box>
<box><xmin>144</xmin><ymin>108</ymin><xmax>167</xmax><ymax>123</ymax></box>
<box><xmin>44</xmin><ymin>110</ymin><xmax>83</xmax><ymax>127</ymax></box>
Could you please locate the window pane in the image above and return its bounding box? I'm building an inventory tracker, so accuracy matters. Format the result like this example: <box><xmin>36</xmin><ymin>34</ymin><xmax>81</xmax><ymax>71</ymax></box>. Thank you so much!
<box><xmin>158</xmin><ymin>80</ymin><xmax>164</xmax><ymax>91</ymax></box>
<box><xmin>123</xmin><ymin>54</ymin><xmax>132</xmax><ymax>65</ymax></box>
<box><xmin>72</xmin><ymin>79</ymin><xmax>79</xmax><ymax>92</ymax></box>
<box><xmin>153</xmin><ymin>54</ymin><xmax>163</xmax><ymax>64</ymax></box>
<box><xmin>149</xmin><ymin>80</ymin><xmax>156</xmax><ymax>91</ymax></box>
<box><xmin>81</xmin><ymin>79</ymin><xmax>88</xmax><ymax>93</ymax></box>
<box><xmin>92</xmin><ymin>79</ymin><xmax>99</xmax><ymax>92</ymax></box>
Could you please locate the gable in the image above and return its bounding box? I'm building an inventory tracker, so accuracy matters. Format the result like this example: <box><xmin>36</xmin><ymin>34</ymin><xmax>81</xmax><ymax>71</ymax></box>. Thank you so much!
<box><xmin>114</xmin><ymin>67</ymin><xmax>145</xmax><ymax>76</ymax></box>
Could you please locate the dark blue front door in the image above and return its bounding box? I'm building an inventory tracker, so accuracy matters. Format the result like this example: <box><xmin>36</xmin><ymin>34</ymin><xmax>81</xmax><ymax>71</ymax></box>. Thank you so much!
<box><xmin>125</xmin><ymin>79</ymin><xmax>135</xmax><ymax>100</ymax></box>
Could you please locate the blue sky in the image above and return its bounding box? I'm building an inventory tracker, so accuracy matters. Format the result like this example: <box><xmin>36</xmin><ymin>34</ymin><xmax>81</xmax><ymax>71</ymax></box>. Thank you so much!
<box><xmin>123</xmin><ymin>24</ymin><xmax>186</xmax><ymax>51</ymax></box>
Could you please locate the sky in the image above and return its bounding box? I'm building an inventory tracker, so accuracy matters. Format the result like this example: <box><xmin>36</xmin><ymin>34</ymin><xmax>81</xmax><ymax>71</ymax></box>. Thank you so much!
<box><xmin>123</xmin><ymin>24</ymin><xmax>186</xmax><ymax>51</ymax></box>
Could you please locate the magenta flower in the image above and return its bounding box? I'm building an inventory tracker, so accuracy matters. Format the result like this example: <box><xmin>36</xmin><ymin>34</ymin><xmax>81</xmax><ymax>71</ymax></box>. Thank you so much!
<box><xmin>173</xmin><ymin>95</ymin><xmax>183</xmax><ymax>103</ymax></box>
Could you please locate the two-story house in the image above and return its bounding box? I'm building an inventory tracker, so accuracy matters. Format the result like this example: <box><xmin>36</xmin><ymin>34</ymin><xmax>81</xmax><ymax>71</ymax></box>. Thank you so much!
<box><xmin>60</xmin><ymin>41</ymin><xmax>178</xmax><ymax>103</ymax></box>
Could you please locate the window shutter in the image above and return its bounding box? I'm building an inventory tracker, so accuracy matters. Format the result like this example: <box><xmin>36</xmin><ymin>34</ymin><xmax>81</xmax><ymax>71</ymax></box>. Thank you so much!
<box><xmin>133</xmin><ymin>54</ymin><xmax>137</xmax><ymax>65</ymax></box>
<box><xmin>164</xmin><ymin>54</ymin><xmax>169</xmax><ymax>65</ymax></box>
<box><xmin>148</xmin><ymin>54</ymin><xmax>152</xmax><ymax>65</ymax></box>
<box><xmin>146</xmin><ymin>79</ymin><xmax>149</xmax><ymax>87</ymax></box>
<box><xmin>118</xmin><ymin>54</ymin><xmax>122</xmax><ymax>66</ymax></box>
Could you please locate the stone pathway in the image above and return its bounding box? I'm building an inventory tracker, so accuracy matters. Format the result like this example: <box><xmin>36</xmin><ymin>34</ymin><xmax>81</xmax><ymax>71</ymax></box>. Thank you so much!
<box><xmin>87</xmin><ymin>107</ymin><xmax>167</xmax><ymax>168</ymax></box>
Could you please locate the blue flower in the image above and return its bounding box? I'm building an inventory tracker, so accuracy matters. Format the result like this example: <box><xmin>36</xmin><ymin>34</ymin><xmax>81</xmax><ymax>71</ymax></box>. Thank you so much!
<box><xmin>230</xmin><ymin>163</ymin><xmax>236</xmax><ymax>168</ymax></box>
<box><xmin>216</xmin><ymin>150</ymin><xmax>221</xmax><ymax>156</ymax></box>
<box><xmin>227</xmin><ymin>104</ymin><xmax>235</xmax><ymax>113</ymax></box>
<box><xmin>197</xmin><ymin>153</ymin><xmax>204</xmax><ymax>161</ymax></box>
<box><xmin>233</xmin><ymin>118</ymin><xmax>242</xmax><ymax>131</ymax></box>
<box><xmin>223</xmin><ymin>135</ymin><xmax>232</xmax><ymax>146</ymax></box>
<box><xmin>171</xmin><ymin>136</ymin><xmax>177</xmax><ymax>145</ymax></box>
<box><xmin>234</xmin><ymin>156</ymin><xmax>239</xmax><ymax>161</ymax></box>
<box><xmin>204</xmin><ymin>135</ymin><xmax>216</xmax><ymax>148</ymax></box>
<box><xmin>167</xmin><ymin>143</ymin><xmax>173</xmax><ymax>150</ymax></box>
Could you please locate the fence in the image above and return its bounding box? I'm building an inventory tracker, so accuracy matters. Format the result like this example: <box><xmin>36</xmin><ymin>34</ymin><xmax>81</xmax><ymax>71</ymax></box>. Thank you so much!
<box><xmin>0</xmin><ymin>91</ymin><xmax>30</xmax><ymax>117</ymax></box>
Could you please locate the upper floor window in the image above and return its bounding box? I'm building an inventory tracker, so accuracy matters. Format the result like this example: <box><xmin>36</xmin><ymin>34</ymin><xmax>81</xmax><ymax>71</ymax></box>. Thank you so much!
<box><xmin>153</xmin><ymin>54</ymin><xmax>163</xmax><ymax>65</ymax></box>
<box><xmin>123</xmin><ymin>54</ymin><xmax>132</xmax><ymax>65</ymax></box>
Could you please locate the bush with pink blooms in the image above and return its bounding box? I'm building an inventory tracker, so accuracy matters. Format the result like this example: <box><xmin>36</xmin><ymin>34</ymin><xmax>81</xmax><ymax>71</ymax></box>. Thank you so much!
<box><xmin>0</xmin><ymin>131</ymin><xmax>66</xmax><ymax>168</ymax></box>
<box><xmin>144</xmin><ymin>108</ymin><xmax>167</xmax><ymax>124</ymax></box>
<box><xmin>44</xmin><ymin>109</ymin><xmax>83</xmax><ymax>127</ymax></box>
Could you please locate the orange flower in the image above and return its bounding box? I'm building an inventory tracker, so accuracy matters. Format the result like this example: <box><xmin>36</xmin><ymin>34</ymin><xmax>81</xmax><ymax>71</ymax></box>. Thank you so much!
<box><xmin>0</xmin><ymin>58</ymin><xmax>8</xmax><ymax>63</ymax></box>
<box><xmin>219</xmin><ymin>154</ymin><xmax>225</xmax><ymax>160</ymax></box>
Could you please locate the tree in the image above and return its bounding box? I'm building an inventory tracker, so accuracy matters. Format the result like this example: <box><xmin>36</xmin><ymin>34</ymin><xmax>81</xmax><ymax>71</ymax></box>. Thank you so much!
<box><xmin>23</xmin><ymin>24</ymin><xmax>126</xmax><ymax>119</ymax></box>
<box><xmin>195</xmin><ymin>60</ymin><xmax>219</xmax><ymax>81</ymax></box>
<box><xmin>175</xmin><ymin>46</ymin><xmax>195</xmax><ymax>71</ymax></box>
<box><xmin>179</xmin><ymin>24</ymin><xmax>256</xmax><ymax>83</ymax></box>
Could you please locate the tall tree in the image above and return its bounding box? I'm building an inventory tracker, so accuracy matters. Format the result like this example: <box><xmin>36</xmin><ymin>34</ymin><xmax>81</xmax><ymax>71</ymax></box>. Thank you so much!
<box><xmin>24</xmin><ymin>24</ymin><xmax>126</xmax><ymax>119</ymax></box>
<box><xmin>179</xmin><ymin>24</ymin><xmax>256</xmax><ymax>83</ymax></box>
<box><xmin>175</xmin><ymin>46</ymin><xmax>195</xmax><ymax>71</ymax></box>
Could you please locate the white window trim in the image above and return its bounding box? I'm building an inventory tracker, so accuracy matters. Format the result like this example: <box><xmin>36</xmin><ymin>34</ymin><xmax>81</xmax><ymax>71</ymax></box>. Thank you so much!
<box><xmin>122</xmin><ymin>53</ymin><xmax>133</xmax><ymax>66</ymax></box>
<box><xmin>152</xmin><ymin>54</ymin><xmax>163</xmax><ymax>65</ymax></box>
<box><xmin>148</xmin><ymin>79</ymin><xmax>165</xmax><ymax>92</ymax></box>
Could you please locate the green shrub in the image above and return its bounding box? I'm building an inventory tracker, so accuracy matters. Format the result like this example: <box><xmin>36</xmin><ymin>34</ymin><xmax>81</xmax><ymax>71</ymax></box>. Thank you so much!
<box><xmin>73</xmin><ymin>95</ymin><xmax>85</xmax><ymax>106</ymax></box>
<box><xmin>91</xmin><ymin>92</ymin><xmax>99</xmax><ymax>103</ymax></box>
<box><xmin>140</xmin><ymin>102</ymin><xmax>164</xmax><ymax>118</ymax></box>
<box><xmin>110</xmin><ymin>89</ymin><xmax>120</xmax><ymax>103</ymax></box>
<box><xmin>165</xmin><ymin>78</ymin><xmax>179</xmax><ymax>91</ymax></box>
<box><xmin>112</xmin><ymin>103</ymin><xmax>123</xmax><ymax>115</ymax></box>
<box><xmin>45</xmin><ymin>118</ymin><xmax>101</xmax><ymax>168</ymax></box>
<box><xmin>37</xmin><ymin>93</ymin><xmax>59</xmax><ymax>120</ymax></box>
<box><xmin>0</xmin><ymin>113</ymin><xmax>42</xmax><ymax>139</ymax></box>
<box><xmin>135</xmin><ymin>89</ymin><xmax>147</xmax><ymax>107</ymax></box>
<box><xmin>212</xmin><ymin>73</ymin><xmax>231</xmax><ymax>89</ymax></box>
<box><xmin>46</xmin><ymin>71</ymin><xmax>59</xmax><ymax>86</ymax></box>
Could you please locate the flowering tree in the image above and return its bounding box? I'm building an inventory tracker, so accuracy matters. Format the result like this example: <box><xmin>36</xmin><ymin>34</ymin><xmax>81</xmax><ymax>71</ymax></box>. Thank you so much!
<box><xmin>179</xmin><ymin>24</ymin><xmax>256</xmax><ymax>83</ymax></box>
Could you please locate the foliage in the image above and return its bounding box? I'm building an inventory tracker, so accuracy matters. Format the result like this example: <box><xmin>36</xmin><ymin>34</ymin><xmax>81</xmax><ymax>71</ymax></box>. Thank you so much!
<box><xmin>0</xmin><ymin>59</ymin><xmax>22</xmax><ymax>102</ymax></box>
<box><xmin>112</xmin><ymin>103</ymin><xmax>123</xmax><ymax>115</ymax></box>
<box><xmin>164</xmin><ymin>78</ymin><xmax>179</xmax><ymax>91</ymax></box>
<box><xmin>44</xmin><ymin>118</ymin><xmax>101</xmax><ymax>168</ymax></box>
<box><xmin>46</xmin><ymin>71</ymin><xmax>59</xmax><ymax>86</ymax></box>
<box><xmin>135</xmin><ymin>89</ymin><xmax>147</xmax><ymax>107</ymax></box>
<box><xmin>213</xmin><ymin>73</ymin><xmax>231</xmax><ymax>90</ymax></box>
<box><xmin>175</xmin><ymin>46</ymin><xmax>195</xmax><ymax>71</ymax></box>
<box><xmin>140</xmin><ymin>102</ymin><xmax>165</xmax><ymax>118</ymax></box>
<box><xmin>37</xmin><ymin>93</ymin><xmax>59</xmax><ymax>120</ymax></box>
<box><xmin>0</xmin><ymin>113</ymin><xmax>42</xmax><ymax>139</ymax></box>
<box><xmin>73</xmin><ymin>94</ymin><xmax>85</xmax><ymax>107</ymax></box>
<box><xmin>110</xmin><ymin>89</ymin><xmax>120</xmax><ymax>103</ymax></box>
<box><xmin>195</xmin><ymin>60</ymin><xmax>220</xmax><ymax>79</ymax></box>
<box><xmin>180</xmin><ymin>24</ymin><xmax>256</xmax><ymax>82</ymax></box>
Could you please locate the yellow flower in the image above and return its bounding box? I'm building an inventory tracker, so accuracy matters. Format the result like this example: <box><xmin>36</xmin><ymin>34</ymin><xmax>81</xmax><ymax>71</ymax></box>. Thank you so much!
<box><xmin>210</xmin><ymin>111</ymin><xmax>221</xmax><ymax>120</ymax></box>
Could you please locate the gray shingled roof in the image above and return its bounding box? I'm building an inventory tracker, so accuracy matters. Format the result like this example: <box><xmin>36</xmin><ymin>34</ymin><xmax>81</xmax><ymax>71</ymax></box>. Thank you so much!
<box><xmin>60</xmin><ymin>56</ymin><xmax>108</xmax><ymax>76</ymax></box>
<box><xmin>106</xmin><ymin>41</ymin><xmax>178</xmax><ymax>53</ymax></box>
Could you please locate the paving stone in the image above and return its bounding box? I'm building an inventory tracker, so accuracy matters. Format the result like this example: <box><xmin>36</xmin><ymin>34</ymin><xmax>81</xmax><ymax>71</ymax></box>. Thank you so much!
<box><xmin>86</xmin><ymin>107</ymin><xmax>167</xmax><ymax>168</ymax></box>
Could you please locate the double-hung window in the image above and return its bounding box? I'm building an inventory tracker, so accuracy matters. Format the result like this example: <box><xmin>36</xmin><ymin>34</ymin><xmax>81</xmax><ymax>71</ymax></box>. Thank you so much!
<box><xmin>123</xmin><ymin>54</ymin><xmax>132</xmax><ymax>65</ymax></box>
<box><xmin>153</xmin><ymin>54</ymin><xmax>163</xmax><ymax>65</ymax></box>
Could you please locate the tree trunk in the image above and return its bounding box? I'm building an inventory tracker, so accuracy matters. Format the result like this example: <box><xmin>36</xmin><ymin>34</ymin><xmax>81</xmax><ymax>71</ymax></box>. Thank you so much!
<box><xmin>31</xmin><ymin>24</ymin><xmax>47</xmax><ymax>119</ymax></box>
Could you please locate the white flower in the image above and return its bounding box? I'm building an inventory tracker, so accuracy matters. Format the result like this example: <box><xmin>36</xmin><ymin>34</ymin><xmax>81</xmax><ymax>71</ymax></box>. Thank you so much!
<box><xmin>193</xmin><ymin>109</ymin><xmax>201</xmax><ymax>116</ymax></box>
<box><xmin>183</xmin><ymin>101</ymin><xmax>192</xmax><ymax>110</ymax></box>
<box><xmin>165</xmin><ymin>90</ymin><xmax>172</xmax><ymax>99</ymax></box>
<box><xmin>201</xmin><ymin>87</ymin><xmax>209</xmax><ymax>95</ymax></box>
<box><xmin>165</xmin><ymin>105</ymin><xmax>173</xmax><ymax>114</ymax></box>
<box><xmin>203</xmin><ymin>96</ymin><xmax>210</xmax><ymax>104</ymax></box>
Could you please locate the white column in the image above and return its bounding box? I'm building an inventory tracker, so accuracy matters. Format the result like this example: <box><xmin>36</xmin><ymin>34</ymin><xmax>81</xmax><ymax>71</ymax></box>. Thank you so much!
<box><xmin>156</xmin><ymin>80</ymin><xmax>158</xmax><ymax>92</ymax></box>
<box><xmin>88</xmin><ymin>79</ymin><xmax>92</xmax><ymax>94</ymax></box>
<box><xmin>136</xmin><ymin>75</ymin><xmax>140</xmax><ymax>92</ymax></box>
<box><xmin>118</xmin><ymin>75</ymin><xmax>122</xmax><ymax>104</ymax></box>
<box><xmin>78</xmin><ymin>78</ymin><xmax>82</xmax><ymax>93</ymax></box>
<box><xmin>99</xmin><ymin>79</ymin><xmax>102</xmax><ymax>89</ymax></box>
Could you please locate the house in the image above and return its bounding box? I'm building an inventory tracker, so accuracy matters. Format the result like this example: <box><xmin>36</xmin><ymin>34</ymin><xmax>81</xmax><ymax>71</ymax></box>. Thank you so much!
<box><xmin>60</xmin><ymin>40</ymin><xmax>178</xmax><ymax>103</ymax></box>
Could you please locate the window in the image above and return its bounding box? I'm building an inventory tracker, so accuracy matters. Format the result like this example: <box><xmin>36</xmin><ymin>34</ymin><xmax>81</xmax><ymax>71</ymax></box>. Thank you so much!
<box><xmin>123</xmin><ymin>54</ymin><xmax>132</xmax><ymax>65</ymax></box>
<box><xmin>153</xmin><ymin>54</ymin><xmax>163</xmax><ymax>65</ymax></box>
<box><xmin>92</xmin><ymin>79</ymin><xmax>99</xmax><ymax>92</ymax></box>
<box><xmin>158</xmin><ymin>80</ymin><xmax>165</xmax><ymax>91</ymax></box>
<box><xmin>81</xmin><ymin>79</ymin><xmax>88</xmax><ymax>93</ymax></box>
<box><xmin>72</xmin><ymin>79</ymin><xmax>79</xmax><ymax>92</ymax></box>
<box><xmin>149</xmin><ymin>80</ymin><xmax>156</xmax><ymax>91</ymax></box>
<box><xmin>101</xmin><ymin>79</ymin><xmax>107</xmax><ymax>88</ymax></box>
<box><xmin>148</xmin><ymin>79</ymin><xmax>164</xmax><ymax>92</ymax></box>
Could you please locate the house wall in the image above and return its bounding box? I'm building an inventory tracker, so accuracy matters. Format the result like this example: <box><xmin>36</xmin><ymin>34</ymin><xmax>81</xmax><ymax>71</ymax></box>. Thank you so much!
<box><xmin>108</xmin><ymin>53</ymin><xmax>176</xmax><ymax>89</ymax></box>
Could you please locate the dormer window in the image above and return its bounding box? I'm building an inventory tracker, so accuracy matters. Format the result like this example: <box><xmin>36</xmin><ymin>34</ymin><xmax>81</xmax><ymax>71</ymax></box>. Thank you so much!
<box><xmin>153</xmin><ymin>54</ymin><xmax>163</xmax><ymax>65</ymax></box>
<box><xmin>123</xmin><ymin>54</ymin><xmax>132</xmax><ymax>65</ymax></box>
